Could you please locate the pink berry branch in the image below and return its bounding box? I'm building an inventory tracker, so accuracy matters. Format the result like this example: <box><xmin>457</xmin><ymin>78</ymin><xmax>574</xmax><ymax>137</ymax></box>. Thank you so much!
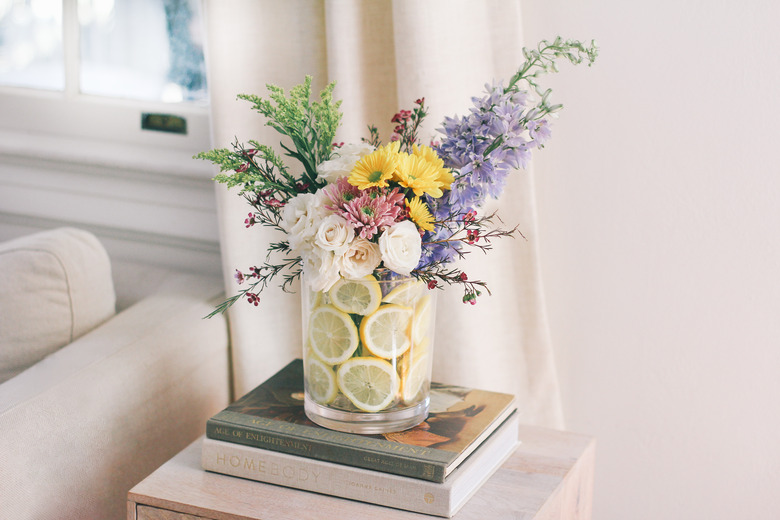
<box><xmin>414</xmin><ymin>210</ymin><xmax>524</xmax><ymax>304</ymax></box>
<box><xmin>242</xmin><ymin>192</ymin><xmax>286</xmax><ymax>231</ymax></box>
<box><xmin>412</xmin><ymin>264</ymin><xmax>491</xmax><ymax>305</ymax></box>
<box><xmin>209</xmin><ymin>185</ymin><xmax>308</xmax><ymax>319</ymax></box>
<box><xmin>391</xmin><ymin>98</ymin><xmax>427</xmax><ymax>153</ymax></box>
<box><xmin>206</xmin><ymin>255</ymin><xmax>302</xmax><ymax>319</ymax></box>
<box><xmin>361</xmin><ymin>98</ymin><xmax>428</xmax><ymax>153</ymax></box>
<box><xmin>425</xmin><ymin>211</ymin><xmax>523</xmax><ymax>254</ymax></box>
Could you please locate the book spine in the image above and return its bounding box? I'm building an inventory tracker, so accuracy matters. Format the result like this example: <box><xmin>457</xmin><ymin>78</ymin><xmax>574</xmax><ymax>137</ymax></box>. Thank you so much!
<box><xmin>201</xmin><ymin>439</ymin><xmax>453</xmax><ymax>517</ymax></box>
<box><xmin>206</xmin><ymin>419</ymin><xmax>446</xmax><ymax>482</ymax></box>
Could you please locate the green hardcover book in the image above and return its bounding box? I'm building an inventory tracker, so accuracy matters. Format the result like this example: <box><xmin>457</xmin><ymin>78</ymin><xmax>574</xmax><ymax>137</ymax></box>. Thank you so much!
<box><xmin>206</xmin><ymin>359</ymin><xmax>516</xmax><ymax>483</ymax></box>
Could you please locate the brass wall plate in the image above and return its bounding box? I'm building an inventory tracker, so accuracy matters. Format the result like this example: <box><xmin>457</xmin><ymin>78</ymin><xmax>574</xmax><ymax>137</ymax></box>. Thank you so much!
<box><xmin>141</xmin><ymin>113</ymin><xmax>187</xmax><ymax>135</ymax></box>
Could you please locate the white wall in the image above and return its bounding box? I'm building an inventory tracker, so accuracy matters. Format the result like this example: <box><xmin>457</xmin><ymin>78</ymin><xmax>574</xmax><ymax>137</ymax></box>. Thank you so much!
<box><xmin>521</xmin><ymin>1</ymin><xmax>780</xmax><ymax>519</ymax></box>
<box><xmin>0</xmin><ymin>107</ymin><xmax>221</xmax><ymax>276</ymax></box>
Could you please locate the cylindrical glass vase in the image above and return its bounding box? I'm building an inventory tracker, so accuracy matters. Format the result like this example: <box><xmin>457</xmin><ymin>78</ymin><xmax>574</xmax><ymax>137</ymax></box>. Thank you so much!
<box><xmin>301</xmin><ymin>270</ymin><xmax>436</xmax><ymax>434</ymax></box>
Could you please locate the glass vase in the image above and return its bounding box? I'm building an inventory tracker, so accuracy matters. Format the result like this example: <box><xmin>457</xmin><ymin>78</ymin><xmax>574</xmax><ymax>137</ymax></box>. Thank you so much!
<box><xmin>301</xmin><ymin>270</ymin><xmax>436</xmax><ymax>434</ymax></box>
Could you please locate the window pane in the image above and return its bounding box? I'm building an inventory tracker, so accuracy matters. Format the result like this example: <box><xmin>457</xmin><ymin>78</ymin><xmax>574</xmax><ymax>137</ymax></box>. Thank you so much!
<box><xmin>0</xmin><ymin>0</ymin><xmax>64</xmax><ymax>91</ymax></box>
<box><xmin>79</xmin><ymin>0</ymin><xmax>207</xmax><ymax>104</ymax></box>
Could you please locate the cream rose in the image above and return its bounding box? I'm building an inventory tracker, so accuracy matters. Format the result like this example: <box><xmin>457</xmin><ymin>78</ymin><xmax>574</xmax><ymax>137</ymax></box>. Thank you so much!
<box><xmin>280</xmin><ymin>191</ymin><xmax>327</xmax><ymax>254</ymax></box>
<box><xmin>315</xmin><ymin>214</ymin><xmax>354</xmax><ymax>256</ymax></box>
<box><xmin>302</xmin><ymin>247</ymin><xmax>341</xmax><ymax>293</ymax></box>
<box><xmin>378</xmin><ymin>220</ymin><xmax>422</xmax><ymax>276</ymax></box>
<box><xmin>339</xmin><ymin>238</ymin><xmax>382</xmax><ymax>279</ymax></box>
<box><xmin>315</xmin><ymin>142</ymin><xmax>375</xmax><ymax>183</ymax></box>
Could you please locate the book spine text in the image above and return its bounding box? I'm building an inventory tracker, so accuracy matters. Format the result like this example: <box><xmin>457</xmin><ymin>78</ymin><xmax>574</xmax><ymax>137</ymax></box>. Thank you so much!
<box><xmin>201</xmin><ymin>440</ymin><xmax>453</xmax><ymax>517</ymax></box>
<box><xmin>206</xmin><ymin>420</ymin><xmax>446</xmax><ymax>482</ymax></box>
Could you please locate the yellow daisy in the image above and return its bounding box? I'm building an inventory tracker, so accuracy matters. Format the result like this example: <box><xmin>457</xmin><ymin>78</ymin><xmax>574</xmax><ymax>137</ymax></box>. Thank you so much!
<box><xmin>348</xmin><ymin>147</ymin><xmax>399</xmax><ymax>190</ymax></box>
<box><xmin>395</xmin><ymin>153</ymin><xmax>445</xmax><ymax>198</ymax></box>
<box><xmin>412</xmin><ymin>144</ymin><xmax>454</xmax><ymax>190</ymax></box>
<box><xmin>406</xmin><ymin>197</ymin><xmax>435</xmax><ymax>232</ymax></box>
<box><xmin>383</xmin><ymin>140</ymin><xmax>402</xmax><ymax>155</ymax></box>
<box><xmin>379</xmin><ymin>141</ymin><xmax>406</xmax><ymax>184</ymax></box>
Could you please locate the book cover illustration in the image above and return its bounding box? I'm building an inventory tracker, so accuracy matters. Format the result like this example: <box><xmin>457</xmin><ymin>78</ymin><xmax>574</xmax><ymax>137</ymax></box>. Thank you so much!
<box><xmin>207</xmin><ymin>359</ymin><xmax>515</xmax><ymax>481</ymax></box>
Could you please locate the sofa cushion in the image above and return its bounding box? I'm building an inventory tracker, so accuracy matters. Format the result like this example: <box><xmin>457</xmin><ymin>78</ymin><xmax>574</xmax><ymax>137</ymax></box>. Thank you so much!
<box><xmin>0</xmin><ymin>227</ymin><xmax>115</xmax><ymax>383</ymax></box>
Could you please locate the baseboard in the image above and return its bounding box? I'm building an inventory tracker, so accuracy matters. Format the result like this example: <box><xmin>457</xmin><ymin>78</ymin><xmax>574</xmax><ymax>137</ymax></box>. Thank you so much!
<box><xmin>0</xmin><ymin>135</ymin><xmax>223</xmax><ymax>275</ymax></box>
<box><xmin>0</xmin><ymin>211</ymin><xmax>222</xmax><ymax>277</ymax></box>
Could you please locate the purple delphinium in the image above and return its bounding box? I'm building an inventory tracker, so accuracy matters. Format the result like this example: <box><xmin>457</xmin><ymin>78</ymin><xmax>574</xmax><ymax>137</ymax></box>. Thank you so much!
<box><xmin>420</xmin><ymin>83</ymin><xmax>552</xmax><ymax>265</ymax></box>
<box><xmin>528</xmin><ymin>118</ymin><xmax>552</xmax><ymax>147</ymax></box>
<box><xmin>435</xmin><ymin>83</ymin><xmax>549</xmax><ymax>216</ymax></box>
<box><xmin>419</xmin><ymin>222</ymin><xmax>461</xmax><ymax>267</ymax></box>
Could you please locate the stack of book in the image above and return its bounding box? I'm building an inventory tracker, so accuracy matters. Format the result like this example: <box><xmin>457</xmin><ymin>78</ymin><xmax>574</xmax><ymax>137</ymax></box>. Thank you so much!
<box><xmin>201</xmin><ymin>359</ymin><xmax>519</xmax><ymax>517</ymax></box>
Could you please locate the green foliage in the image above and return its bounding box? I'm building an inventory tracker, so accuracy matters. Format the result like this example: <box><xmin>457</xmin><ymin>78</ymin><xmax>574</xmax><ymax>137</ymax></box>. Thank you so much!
<box><xmin>507</xmin><ymin>37</ymin><xmax>599</xmax><ymax>116</ymax></box>
<box><xmin>194</xmin><ymin>77</ymin><xmax>344</xmax><ymax>317</ymax></box>
<box><xmin>238</xmin><ymin>76</ymin><xmax>342</xmax><ymax>188</ymax></box>
<box><xmin>195</xmin><ymin>142</ymin><xmax>295</xmax><ymax>197</ymax></box>
<box><xmin>193</xmin><ymin>148</ymin><xmax>244</xmax><ymax>175</ymax></box>
<box><xmin>195</xmin><ymin>76</ymin><xmax>343</xmax><ymax>197</ymax></box>
<box><xmin>510</xmin><ymin>37</ymin><xmax>598</xmax><ymax>91</ymax></box>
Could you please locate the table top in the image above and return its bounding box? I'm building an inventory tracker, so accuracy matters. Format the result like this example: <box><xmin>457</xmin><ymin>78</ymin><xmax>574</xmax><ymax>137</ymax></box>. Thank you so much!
<box><xmin>128</xmin><ymin>425</ymin><xmax>595</xmax><ymax>520</ymax></box>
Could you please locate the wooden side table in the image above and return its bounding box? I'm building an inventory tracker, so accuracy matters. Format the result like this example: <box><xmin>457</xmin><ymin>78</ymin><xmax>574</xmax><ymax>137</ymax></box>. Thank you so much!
<box><xmin>128</xmin><ymin>425</ymin><xmax>595</xmax><ymax>520</ymax></box>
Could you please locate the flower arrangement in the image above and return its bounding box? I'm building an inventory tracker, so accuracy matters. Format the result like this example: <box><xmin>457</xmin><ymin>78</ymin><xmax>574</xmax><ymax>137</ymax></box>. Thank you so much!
<box><xmin>199</xmin><ymin>37</ymin><xmax>597</xmax><ymax>316</ymax></box>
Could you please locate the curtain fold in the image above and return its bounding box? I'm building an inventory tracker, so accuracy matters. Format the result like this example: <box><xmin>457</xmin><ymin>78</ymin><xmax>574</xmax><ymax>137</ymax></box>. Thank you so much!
<box><xmin>203</xmin><ymin>0</ymin><xmax>563</xmax><ymax>428</ymax></box>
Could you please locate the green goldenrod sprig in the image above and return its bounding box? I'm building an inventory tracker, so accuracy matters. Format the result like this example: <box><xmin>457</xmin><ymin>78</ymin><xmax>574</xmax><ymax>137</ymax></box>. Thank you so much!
<box><xmin>238</xmin><ymin>76</ymin><xmax>342</xmax><ymax>189</ymax></box>
<box><xmin>197</xmin><ymin>141</ymin><xmax>296</xmax><ymax>197</ymax></box>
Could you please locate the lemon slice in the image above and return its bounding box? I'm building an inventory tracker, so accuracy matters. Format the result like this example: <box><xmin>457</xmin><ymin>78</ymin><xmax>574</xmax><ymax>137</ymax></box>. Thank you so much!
<box><xmin>306</xmin><ymin>357</ymin><xmax>338</xmax><ymax>404</ymax></box>
<box><xmin>308</xmin><ymin>305</ymin><xmax>359</xmax><ymax>364</ymax></box>
<box><xmin>401</xmin><ymin>354</ymin><xmax>430</xmax><ymax>404</ymax></box>
<box><xmin>306</xmin><ymin>288</ymin><xmax>323</xmax><ymax>311</ymax></box>
<box><xmin>337</xmin><ymin>357</ymin><xmax>399</xmax><ymax>412</ymax></box>
<box><xmin>360</xmin><ymin>304</ymin><xmax>413</xmax><ymax>359</ymax></box>
<box><xmin>399</xmin><ymin>337</ymin><xmax>429</xmax><ymax>385</ymax></box>
<box><xmin>411</xmin><ymin>293</ymin><xmax>433</xmax><ymax>345</ymax></box>
<box><xmin>383</xmin><ymin>279</ymin><xmax>426</xmax><ymax>306</ymax></box>
<box><xmin>329</xmin><ymin>276</ymin><xmax>382</xmax><ymax>316</ymax></box>
<box><xmin>411</xmin><ymin>336</ymin><xmax>431</xmax><ymax>359</ymax></box>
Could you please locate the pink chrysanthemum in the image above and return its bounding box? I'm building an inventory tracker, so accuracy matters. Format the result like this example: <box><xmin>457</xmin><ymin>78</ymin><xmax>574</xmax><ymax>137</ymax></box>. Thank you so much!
<box><xmin>339</xmin><ymin>188</ymin><xmax>404</xmax><ymax>239</ymax></box>
<box><xmin>324</xmin><ymin>177</ymin><xmax>360</xmax><ymax>212</ymax></box>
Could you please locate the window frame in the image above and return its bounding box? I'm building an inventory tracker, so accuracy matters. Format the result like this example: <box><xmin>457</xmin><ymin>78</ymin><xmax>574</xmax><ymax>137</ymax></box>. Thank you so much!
<box><xmin>0</xmin><ymin>0</ymin><xmax>212</xmax><ymax>179</ymax></box>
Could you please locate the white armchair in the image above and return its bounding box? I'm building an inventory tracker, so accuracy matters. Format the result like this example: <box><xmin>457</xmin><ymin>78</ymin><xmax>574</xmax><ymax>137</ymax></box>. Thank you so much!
<box><xmin>0</xmin><ymin>228</ymin><xmax>230</xmax><ymax>519</ymax></box>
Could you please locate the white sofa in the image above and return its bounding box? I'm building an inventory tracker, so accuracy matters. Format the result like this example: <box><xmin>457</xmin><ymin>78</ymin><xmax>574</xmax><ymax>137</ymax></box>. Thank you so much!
<box><xmin>0</xmin><ymin>228</ymin><xmax>230</xmax><ymax>519</ymax></box>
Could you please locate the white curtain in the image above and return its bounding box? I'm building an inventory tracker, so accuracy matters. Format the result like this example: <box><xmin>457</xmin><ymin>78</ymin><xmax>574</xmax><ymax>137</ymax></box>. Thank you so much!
<box><xmin>203</xmin><ymin>0</ymin><xmax>564</xmax><ymax>428</ymax></box>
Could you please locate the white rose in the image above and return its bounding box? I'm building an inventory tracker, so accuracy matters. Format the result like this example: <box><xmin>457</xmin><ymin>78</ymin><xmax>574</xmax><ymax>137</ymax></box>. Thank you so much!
<box><xmin>315</xmin><ymin>214</ymin><xmax>354</xmax><ymax>256</ymax></box>
<box><xmin>378</xmin><ymin>220</ymin><xmax>422</xmax><ymax>276</ymax></box>
<box><xmin>280</xmin><ymin>191</ymin><xmax>327</xmax><ymax>254</ymax></box>
<box><xmin>339</xmin><ymin>142</ymin><xmax>375</xmax><ymax>158</ymax></box>
<box><xmin>339</xmin><ymin>238</ymin><xmax>382</xmax><ymax>279</ymax></box>
<box><xmin>316</xmin><ymin>142</ymin><xmax>375</xmax><ymax>183</ymax></box>
<box><xmin>302</xmin><ymin>247</ymin><xmax>341</xmax><ymax>293</ymax></box>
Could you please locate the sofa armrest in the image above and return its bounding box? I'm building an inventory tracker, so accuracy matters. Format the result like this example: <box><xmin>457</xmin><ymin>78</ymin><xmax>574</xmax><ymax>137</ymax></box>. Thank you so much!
<box><xmin>0</xmin><ymin>273</ymin><xmax>230</xmax><ymax>520</ymax></box>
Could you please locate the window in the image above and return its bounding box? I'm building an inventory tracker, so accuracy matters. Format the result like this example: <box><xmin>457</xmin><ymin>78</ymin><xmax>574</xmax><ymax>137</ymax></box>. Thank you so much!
<box><xmin>0</xmin><ymin>0</ymin><xmax>210</xmax><ymax>170</ymax></box>
<box><xmin>79</xmin><ymin>0</ymin><xmax>207</xmax><ymax>104</ymax></box>
<box><xmin>0</xmin><ymin>0</ymin><xmax>64</xmax><ymax>91</ymax></box>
